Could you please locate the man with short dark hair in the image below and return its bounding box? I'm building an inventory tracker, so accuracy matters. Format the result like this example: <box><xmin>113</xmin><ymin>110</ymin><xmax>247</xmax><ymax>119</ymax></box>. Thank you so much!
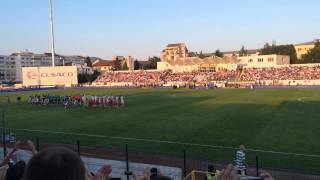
<box><xmin>24</xmin><ymin>147</ymin><xmax>112</xmax><ymax>180</ymax></box>
<box><xmin>24</xmin><ymin>147</ymin><xmax>86</xmax><ymax>180</ymax></box>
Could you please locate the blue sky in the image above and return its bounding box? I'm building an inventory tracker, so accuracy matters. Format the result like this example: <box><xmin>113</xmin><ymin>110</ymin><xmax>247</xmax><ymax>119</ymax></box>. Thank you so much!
<box><xmin>0</xmin><ymin>0</ymin><xmax>319</xmax><ymax>59</ymax></box>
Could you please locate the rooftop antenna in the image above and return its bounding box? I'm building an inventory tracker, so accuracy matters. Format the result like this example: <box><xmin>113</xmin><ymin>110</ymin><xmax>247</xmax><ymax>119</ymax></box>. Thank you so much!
<box><xmin>49</xmin><ymin>0</ymin><xmax>55</xmax><ymax>67</ymax></box>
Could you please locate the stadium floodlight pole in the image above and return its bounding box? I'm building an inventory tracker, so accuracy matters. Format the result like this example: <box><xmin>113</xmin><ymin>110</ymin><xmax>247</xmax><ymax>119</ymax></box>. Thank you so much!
<box><xmin>49</xmin><ymin>0</ymin><xmax>56</xmax><ymax>67</ymax></box>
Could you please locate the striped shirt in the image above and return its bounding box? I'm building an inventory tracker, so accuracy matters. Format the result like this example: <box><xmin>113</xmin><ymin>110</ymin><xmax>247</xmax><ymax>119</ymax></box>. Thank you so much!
<box><xmin>234</xmin><ymin>150</ymin><xmax>246</xmax><ymax>170</ymax></box>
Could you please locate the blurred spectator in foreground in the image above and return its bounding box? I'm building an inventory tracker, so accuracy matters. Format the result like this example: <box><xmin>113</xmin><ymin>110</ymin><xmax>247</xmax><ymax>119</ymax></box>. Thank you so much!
<box><xmin>23</xmin><ymin>147</ymin><xmax>112</xmax><ymax>180</ymax></box>
<box><xmin>0</xmin><ymin>140</ymin><xmax>37</xmax><ymax>180</ymax></box>
<box><xmin>131</xmin><ymin>167</ymin><xmax>172</xmax><ymax>180</ymax></box>
<box><xmin>217</xmin><ymin>164</ymin><xmax>239</xmax><ymax>180</ymax></box>
<box><xmin>259</xmin><ymin>172</ymin><xmax>274</xmax><ymax>180</ymax></box>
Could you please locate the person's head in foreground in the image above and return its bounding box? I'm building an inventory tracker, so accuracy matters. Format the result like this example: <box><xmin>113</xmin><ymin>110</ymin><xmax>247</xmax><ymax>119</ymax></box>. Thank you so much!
<box><xmin>23</xmin><ymin>147</ymin><xmax>86</xmax><ymax>180</ymax></box>
<box><xmin>150</xmin><ymin>167</ymin><xmax>158</xmax><ymax>178</ymax></box>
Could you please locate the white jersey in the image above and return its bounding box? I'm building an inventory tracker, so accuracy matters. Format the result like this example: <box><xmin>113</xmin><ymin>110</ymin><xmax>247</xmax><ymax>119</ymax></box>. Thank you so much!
<box><xmin>99</xmin><ymin>96</ymin><xmax>103</xmax><ymax>106</ymax></box>
<box><xmin>95</xmin><ymin>96</ymin><xmax>98</xmax><ymax>105</ymax></box>
<box><xmin>115</xmin><ymin>96</ymin><xmax>119</xmax><ymax>106</ymax></box>
<box><xmin>120</xmin><ymin>96</ymin><xmax>124</xmax><ymax>106</ymax></box>
<box><xmin>102</xmin><ymin>96</ymin><xmax>106</xmax><ymax>106</ymax></box>
<box><xmin>82</xmin><ymin>95</ymin><xmax>87</xmax><ymax>105</ymax></box>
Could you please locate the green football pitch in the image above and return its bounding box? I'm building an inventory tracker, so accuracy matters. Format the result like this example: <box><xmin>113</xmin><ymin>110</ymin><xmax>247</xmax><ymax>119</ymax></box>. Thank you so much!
<box><xmin>0</xmin><ymin>88</ymin><xmax>320</xmax><ymax>172</ymax></box>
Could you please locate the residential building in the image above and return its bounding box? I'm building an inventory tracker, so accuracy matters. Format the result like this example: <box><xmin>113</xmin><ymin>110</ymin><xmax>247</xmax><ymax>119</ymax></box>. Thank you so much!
<box><xmin>0</xmin><ymin>50</ymin><xmax>100</xmax><ymax>82</ymax></box>
<box><xmin>158</xmin><ymin>43</ymin><xmax>239</xmax><ymax>72</ymax></box>
<box><xmin>63</xmin><ymin>62</ymin><xmax>93</xmax><ymax>74</ymax></box>
<box><xmin>62</xmin><ymin>55</ymin><xmax>86</xmax><ymax>65</ymax></box>
<box><xmin>158</xmin><ymin>44</ymin><xmax>290</xmax><ymax>72</ymax></box>
<box><xmin>0</xmin><ymin>55</ymin><xmax>16</xmax><ymax>82</ymax></box>
<box><xmin>11</xmin><ymin>50</ymin><xmax>58</xmax><ymax>81</ymax></box>
<box><xmin>222</xmin><ymin>49</ymin><xmax>260</xmax><ymax>57</ymax></box>
<box><xmin>238</xmin><ymin>54</ymin><xmax>290</xmax><ymax>68</ymax></box>
<box><xmin>137</xmin><ymin>60</ymin><xmax>152</xmax><ymax>70</ymax></box>
<box><xmin>92</xmin><ymin>60</ymin><xmax>114</xmax><ymax>72</ymax></box>
<box><xmin>294</xmin><ymin>39</ymin><xmax>320</xmax><ymax>59</ymax></box>
<box><xmin>157</xmin><ymin>56</ymin><xmax>239</xmax><ymax>73</ymax></box>
<box><xmin>160</xmin><ymin>43</ymin><xmax>188</xmax><ymax>61</ymax></box>
<box><xmin>112</xmin><ymin>56</ymin><xmax>134</xmax><ymax>70</ymax></box>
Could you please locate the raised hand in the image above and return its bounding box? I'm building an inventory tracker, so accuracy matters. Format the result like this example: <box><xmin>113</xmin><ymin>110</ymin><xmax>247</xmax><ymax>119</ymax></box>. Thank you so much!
<box><xmin>13</xmin><ymin>140</ymin><xmax>23</xmax><ymax>150</ymax></box>
<box><xmin>260</xmin><ymin>172</ymin><xmax>274</xmax><ymax>180</ymax></box>
<box><xmin>93</xmin><ymin>164</ymin><xmax>112</xmax><ymax>180</ymax></box>
<box><xmin>26</xmin><ymin>140</ymin><xmax>38</xmax><ymax>155</ymax></box>
<box><xmin>217</xmin><ymin>164</ymin><xmax>240</xmax><ymax>180</ymax></box>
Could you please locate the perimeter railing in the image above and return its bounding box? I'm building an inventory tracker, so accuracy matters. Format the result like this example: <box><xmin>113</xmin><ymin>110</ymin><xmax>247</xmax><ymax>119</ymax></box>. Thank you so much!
<box><xmin>0</xmin><ymin>127</ymin><xmax>320</xmax><ymax>180</ymax></box>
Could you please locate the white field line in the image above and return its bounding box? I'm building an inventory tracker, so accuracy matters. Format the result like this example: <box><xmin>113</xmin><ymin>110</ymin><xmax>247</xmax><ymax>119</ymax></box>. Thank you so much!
<box><xmin>2</xmin><ymin>127</ymin><xmax>320</xmax><ymax>158</ymax></box>
<box><xmin>296</xmin><ymin>97</ymin><xmax>319</xmax><ymax>104</ymax></box>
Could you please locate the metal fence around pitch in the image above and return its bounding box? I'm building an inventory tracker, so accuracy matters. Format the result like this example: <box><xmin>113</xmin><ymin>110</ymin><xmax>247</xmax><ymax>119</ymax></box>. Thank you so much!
<box><xmin>0</xmin><ymin>127</ymin><xmax>320</xmax><ymax>180</ymax></box>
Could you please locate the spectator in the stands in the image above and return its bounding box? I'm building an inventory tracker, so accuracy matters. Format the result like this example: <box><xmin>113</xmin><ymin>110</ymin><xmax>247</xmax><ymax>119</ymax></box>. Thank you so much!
<box><xmin>234</xmin><ymin>145</ymin><xmax>246</xmax><ymax>175</ymax></box>
<box><xmin>23</xmin><ymin>147</ymin><xmax>112</xmax><ymax>180</ymax></box>
<box><xmin>94</xmin><ymin>70</ymin><xmax>238</xmax><ymax>87</ymax></box>
<box><xmin>240</xmin><ymin>66</ymin><xmax>320</xmax><ymax>82</ymax></box>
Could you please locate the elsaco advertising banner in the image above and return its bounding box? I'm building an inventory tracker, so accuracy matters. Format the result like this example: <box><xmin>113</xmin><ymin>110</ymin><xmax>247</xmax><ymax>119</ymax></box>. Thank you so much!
<box><xmin>22</xmin><ymin>66</ymin><xmax>78</xmax><ymax>87</ymax></box>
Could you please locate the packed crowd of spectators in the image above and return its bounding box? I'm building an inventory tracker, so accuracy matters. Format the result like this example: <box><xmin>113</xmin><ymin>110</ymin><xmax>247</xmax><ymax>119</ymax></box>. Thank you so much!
<box><xmin>94</xmin><ymin>70</ymin><xmax>238</xmax><ymax>86</ymax></box>
<box><xmin>165</xmin><ymin>70</ymin><xmax>238</xmax><ymax>83</ymax></box>
<box><xmin>95</xmin><ymin>71</ymin><xmax>166</xmax><ymax>86</ymax></box>
<box><xmin>211</xmin><ymin>70</ymin><xmax>238</xmax><ymax>81</ymax></box>
<box><xmin>95</xmin><ymin>66</ymin><xmax>320</xmax><ymax>86</ymax></box>
<box><xmin>240</xmin><ymin>66</ymin><xmax>320</xmax><ymax>81</ymax></box>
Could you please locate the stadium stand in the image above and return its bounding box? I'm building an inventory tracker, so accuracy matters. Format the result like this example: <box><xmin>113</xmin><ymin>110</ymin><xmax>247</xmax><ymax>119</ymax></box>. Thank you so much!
<box><xmin>94</xmin><ymin>70</ymin><xmax>238</xmax><ymax>87</ymax></box>
<box><xmin>93</xmin><ymin>65</ymin><xmax>320</xmax><ymax>87</ymax></box>
<box><xmin>240</xmin><ymin>66</ymin><xmax>320</xmax><ymax>81</ymax></box>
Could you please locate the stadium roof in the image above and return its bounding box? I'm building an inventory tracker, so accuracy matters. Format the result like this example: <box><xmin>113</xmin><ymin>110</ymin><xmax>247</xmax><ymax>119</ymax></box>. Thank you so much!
<box><xmin>138</xmin><ymin>60</ymin><xmax>151</xmax><ymax>65</ymax></box>
<box><xmin>167</xmin><ymin>56</ymin><xmax>239</xmax><ymax>66</ymax></box>
<box><xmin>295</xmin><ymin>39</ymin><xmax>320</xmax><ymax>46</ymax></box>
<box><xmin>92</xmin><ymin>60</ymin><xmax>114</xmax><ymax>67</ymax></box>
<box><xmin>11</xmin><ymin>50</ymin><xmax>34</xmax><ymax>56</ymax></box>
<box><xmin>224</xmin><ymin>49</ymin><xmax>259</xmax><ymax>54</ymax></box>
<box><xmin>203</xmin><ymin>49</ymin><xmax>258</xmax><ymax>57</ymax></box>
<box><xmin>167</xmin><ymin>43</ymin><xmax>185</xmax><ymax>47</ymax></box>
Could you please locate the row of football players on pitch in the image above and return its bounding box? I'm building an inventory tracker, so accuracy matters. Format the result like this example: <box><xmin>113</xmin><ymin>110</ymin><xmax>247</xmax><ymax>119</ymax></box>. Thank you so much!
<box><xmin>28</xmin><ymin>95</ymin><xmax>125</xmax><ymax>108</ymax></box>
<box><xmin>69</xmin><ymin>95</ymin><xmax>125</xmax><ymax>108</ymax></box>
